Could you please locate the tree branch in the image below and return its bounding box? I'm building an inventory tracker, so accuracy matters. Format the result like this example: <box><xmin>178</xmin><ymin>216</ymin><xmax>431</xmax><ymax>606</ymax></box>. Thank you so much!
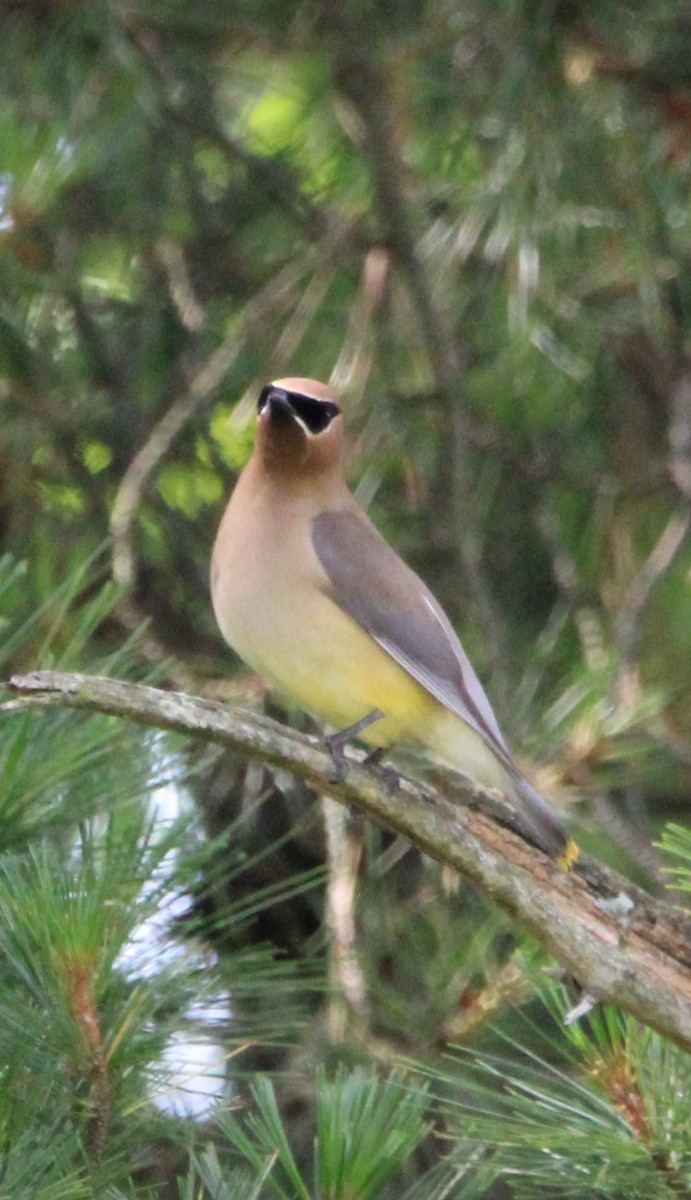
<box><xmin>615</xmin><ymin>504</ymin><xmax>691</xmax><ymax>708</ymax></box>
<box><xmin>4</xmin><ymin>670</ymin><xmax>691</xmax><ymax>1053</ymax></box>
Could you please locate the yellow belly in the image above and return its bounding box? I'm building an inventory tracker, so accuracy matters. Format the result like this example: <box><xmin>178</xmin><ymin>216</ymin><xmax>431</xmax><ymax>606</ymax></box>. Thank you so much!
<box><xmin>216</xmin><ymin>580</ymin><xmax>512</xmax><ymax>793</ymax></box>
<box><xmin>223</xmin><ymin>585</ymin><xmax>436</xmax><ymax>742</ymax></box>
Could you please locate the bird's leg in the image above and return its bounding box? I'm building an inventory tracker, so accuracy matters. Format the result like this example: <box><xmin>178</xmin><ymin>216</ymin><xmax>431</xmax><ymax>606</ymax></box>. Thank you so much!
<box><xmin>326</xmin><ymin>708</ymin><xmax>386</xmax><ymax>756</ymax></box>
<box><xmin>324</xmin><ymin>708</ymin><xmax>385</xmax><ymax>782</ymax></box>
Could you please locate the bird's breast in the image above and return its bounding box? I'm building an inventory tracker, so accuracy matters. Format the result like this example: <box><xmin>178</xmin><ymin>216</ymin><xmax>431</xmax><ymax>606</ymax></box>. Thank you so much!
<box><xmin>211</xmin><ymin>487</ymin><xmax>438</xmax><ymax>740</ymax></box>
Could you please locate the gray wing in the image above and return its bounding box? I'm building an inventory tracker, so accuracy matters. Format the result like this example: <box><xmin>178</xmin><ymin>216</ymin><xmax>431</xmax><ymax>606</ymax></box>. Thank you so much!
<box><xmin>313</xmin><ymin>508</ymin><xmax>571</xmax><ymax>859</ymax></box>
<box><xmin>312</xmin><ymin>508</ymin><xmax>511</xmax><ymax>762</ymax></box>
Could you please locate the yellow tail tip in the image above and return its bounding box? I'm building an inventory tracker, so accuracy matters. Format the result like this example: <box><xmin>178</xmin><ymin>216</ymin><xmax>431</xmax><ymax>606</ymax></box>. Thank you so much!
<box><xmin>557</xmin><ymin>838</ymin><xmax>580</xmax><ymax>871</ymax></box>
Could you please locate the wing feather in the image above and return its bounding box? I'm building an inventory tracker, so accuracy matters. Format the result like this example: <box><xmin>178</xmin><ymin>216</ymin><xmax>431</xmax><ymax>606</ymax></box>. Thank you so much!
<box><xmin>312</xmin><ymin>508</ymin><xmax>571</xmax><ymax>860</ymax></box>
<box><xmin>312</xmin><ymin>508</ymin><xmax>510</xmax><ymax>763</ymax></box>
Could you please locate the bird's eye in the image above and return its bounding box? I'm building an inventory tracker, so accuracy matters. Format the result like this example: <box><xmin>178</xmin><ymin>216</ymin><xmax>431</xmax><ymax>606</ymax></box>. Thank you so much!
<box><xmin>287</xmin><ymin>393</ymin><xmax>340</xmax><ymax>434</ymax></box>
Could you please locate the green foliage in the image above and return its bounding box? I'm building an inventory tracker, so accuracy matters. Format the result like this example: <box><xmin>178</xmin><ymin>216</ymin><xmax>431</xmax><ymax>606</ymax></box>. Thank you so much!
<box><xmin>0</xmin><ymin>553</ymin><xmax>152</xmax><ymax>850</ymax></box>
<box><xmin>0</xmin><ymin>563</ymin><xmax>327</xmax><ymax>1194</ymax></box>
<box><xmin>188</xmin><ymin>1068</ymin><xmax>452</xmax><ymax>1200</ymax></box>
<box><xmin>658</xmin><ymin>824</ymin><xmax>691</xmax><ymax>901</ymax></box>
<box><xmin>428</xmin><ymin>976</ymin><xmax>691</xmax><ymax>1199</ymax></box>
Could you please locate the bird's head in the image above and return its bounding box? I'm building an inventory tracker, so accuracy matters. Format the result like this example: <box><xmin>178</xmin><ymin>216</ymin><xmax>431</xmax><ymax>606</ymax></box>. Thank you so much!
<box><xmin>255</xmin><ymin>377</ymin><xmax>345</xmax><ymax>476</ymax></box>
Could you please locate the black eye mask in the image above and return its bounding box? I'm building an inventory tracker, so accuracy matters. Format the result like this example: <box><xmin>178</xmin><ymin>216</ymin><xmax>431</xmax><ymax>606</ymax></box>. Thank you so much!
<box><xmin>257</xmin><ymin>386</ymin><xmax>340</xmax><ymax>434</ymax></box>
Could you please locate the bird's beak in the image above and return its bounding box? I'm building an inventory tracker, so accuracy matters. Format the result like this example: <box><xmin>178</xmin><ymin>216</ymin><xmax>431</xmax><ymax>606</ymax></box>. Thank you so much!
<box><xmin>259</xmin><ymin>388</ymin><xmax>294</xmax><ymax>423</ymax></box>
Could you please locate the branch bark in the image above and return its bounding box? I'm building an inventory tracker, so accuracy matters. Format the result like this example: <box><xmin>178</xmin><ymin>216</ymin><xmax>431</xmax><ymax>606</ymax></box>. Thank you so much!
<box><xmin>5</xmin><ymin>670</ymin><xmax>691</xmax><ymax>1053</ymax></box>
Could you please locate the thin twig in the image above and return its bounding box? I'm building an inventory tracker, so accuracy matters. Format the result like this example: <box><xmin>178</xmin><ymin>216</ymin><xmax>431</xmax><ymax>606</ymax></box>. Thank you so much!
<box><xmin>331</xmin><ymin>246</ymin><xmax>390</xmax><ymax>398</ymax></box>
<box><xmin>615</xmin><ymin>506</ymin><xmax>691</xmax><ymax>707</ymax></box>
<box><xmin>322</xmin><ymin>797</ymin><xmax>370</xmax><ymax>1040</ymax></box>
<box><xmin>669</xmin><ymin>370</ymin><xmax>691</xmax><ymax>500</ymax></box>
<box><xmin>154</xmin><ymin>238</ymin><xmax>206</xmax><ymax>333</ymax></box>
<box><xmin>536</xmin><ymin>502</ymin><xmax>609</xmax><ymax>673</ymax></box>
<box><xmin>615</xmin><ymin>365</ymin><xmax>691</xmax><ymax>704</ymax></box>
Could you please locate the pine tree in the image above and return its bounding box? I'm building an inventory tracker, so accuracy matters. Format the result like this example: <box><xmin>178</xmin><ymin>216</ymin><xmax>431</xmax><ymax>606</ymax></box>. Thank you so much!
<box><xmin>1</xmin><ymin>2</ymin><xmax>691</xmax><ymax>1195</ymax></box>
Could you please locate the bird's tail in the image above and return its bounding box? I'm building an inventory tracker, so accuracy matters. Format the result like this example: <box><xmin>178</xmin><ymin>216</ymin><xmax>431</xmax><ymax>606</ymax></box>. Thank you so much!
<box><xmin>512</xmin><ymin>773</ymin><xmax>579</xmax><ymax>868</ymax></box>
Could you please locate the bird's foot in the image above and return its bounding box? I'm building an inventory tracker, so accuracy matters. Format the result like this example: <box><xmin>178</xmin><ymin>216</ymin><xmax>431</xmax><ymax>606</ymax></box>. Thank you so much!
<box><xmin>323</xmin><ymin>709</ymin><xmax>385</xmax><ymax>783</ymax></box>
<box><xmin>363</xmin><ymin>745</ymin><xmax>386</xmax><ymax>767</ymax></box>
<box><xmin>362</xmin><ymin>745</ymin><xmax>400</xmax><ymax>792</ymax></box>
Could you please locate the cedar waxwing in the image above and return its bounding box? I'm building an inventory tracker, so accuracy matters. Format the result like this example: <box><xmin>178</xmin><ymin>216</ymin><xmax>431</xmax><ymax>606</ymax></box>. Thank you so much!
<box><xmin>211</xmin><ymin>378</ymin><xmax>577</xmax><ymax>864</ymax></box>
